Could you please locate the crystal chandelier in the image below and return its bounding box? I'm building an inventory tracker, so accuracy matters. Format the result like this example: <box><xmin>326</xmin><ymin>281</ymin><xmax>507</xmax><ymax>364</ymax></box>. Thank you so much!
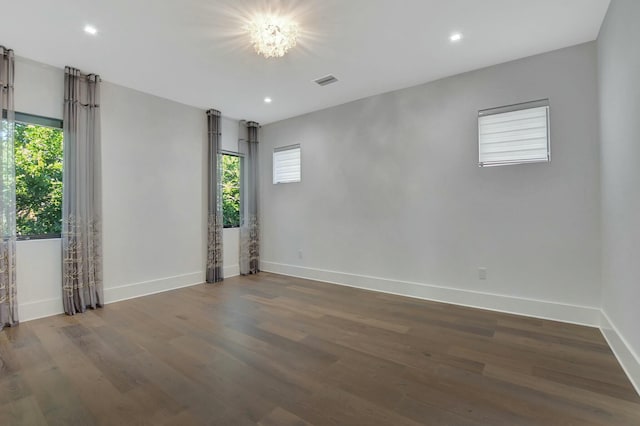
<box><xmin>248</xmin><ymin>15</ymin><xmax>299</xmax><ymax>59</ymax></box>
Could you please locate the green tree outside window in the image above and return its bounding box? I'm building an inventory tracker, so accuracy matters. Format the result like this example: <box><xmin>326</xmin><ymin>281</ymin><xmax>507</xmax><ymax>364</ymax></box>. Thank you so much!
<box><xmin>14</xmin><ymin>123</ymin><xmax>240</xmax><ymax>235</ymax></box>
<box><xmin>14</xmin><ymin>122</ymin><xmax>63</xmax><ymax>237</ymax></box>
<box><xmin>222</xmin><ymin>154</ymin><xmax>240</xmax><ymax>228</ymax></box>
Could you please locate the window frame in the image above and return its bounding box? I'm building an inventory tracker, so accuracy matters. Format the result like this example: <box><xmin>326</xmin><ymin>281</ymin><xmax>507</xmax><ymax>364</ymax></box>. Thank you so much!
<box><xmin>12</xmin><ymin>112</ymin><xmax>64</xmax><ymax>241</ymax></box>
<box><xmin>478</xmin><ymin>99</ymin><xmax>550</xmax><ymax>167</ymax></box>
<box><xmin>220</xmin><ymin>150</ymin><xmax>243</xmax><ymax>229</ymax></box>
<box><xmin>273</xmin><ymin>144</ymin><xmax>301</xmax><ymax>184</ymax></box>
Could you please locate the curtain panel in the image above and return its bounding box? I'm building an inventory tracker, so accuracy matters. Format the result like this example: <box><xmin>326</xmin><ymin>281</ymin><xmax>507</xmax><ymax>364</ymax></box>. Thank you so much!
<box><xmin>0</xmin><ymin>46</ymin><xmax>17</xmax><ymax>330</ymax></box>
<box><xmin>62</xmin><ymin>66</ymin><xmax>103</xmax><ymax>315</ymax></box>
<box><xmin>206</xmin><ymin>109</ymin><xmax>223</xmax><ymax>283</ymax></box>
<box><xmin>240</xmin><ymin>121</ymin><xmax>259</xmax><ymax>275</ymax></box>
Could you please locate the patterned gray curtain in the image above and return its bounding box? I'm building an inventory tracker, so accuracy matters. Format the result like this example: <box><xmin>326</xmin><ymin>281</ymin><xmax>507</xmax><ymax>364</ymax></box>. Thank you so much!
<box><xmin>62</xmin><ymin>66</ymin><xmax>103</xmax><ymax>315</ymax></box>
<box><xmin>206</xmin><ymin>109</ymin><xmax>223</xmax><ymax>283</ymax></box>
<box><xmin>240</xmin><ymin>121</ymin><xmax>259</xmax><ymax>275</ymax></box>
<box><xmin>0</xmin><ymin>46</ymin><xmax>17</xmax><ymax>330</ymax></box>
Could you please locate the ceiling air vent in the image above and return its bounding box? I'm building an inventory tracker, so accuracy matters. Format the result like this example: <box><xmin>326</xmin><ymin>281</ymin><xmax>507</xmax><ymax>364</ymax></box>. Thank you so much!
<box><xmin>313</xmin><ymin>74</ymin><xmax>338</xmax><ymax>86</ymax></box>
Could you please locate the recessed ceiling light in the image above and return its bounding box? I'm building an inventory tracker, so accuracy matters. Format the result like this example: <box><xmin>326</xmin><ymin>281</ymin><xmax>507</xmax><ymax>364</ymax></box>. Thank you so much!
<box><xmin>264</xmin><ymin>97</ymin><xmax>272</xmax><ymax>104</ymax></box>
<box><xmin>84</xmin><ymin>25</ymin><xmax>98</xmax><ymax>35</ymax></box>
<box><xmin>450</xmin><ymin>32</ymin><xmax>463</xmax><ymax>42</ymax></box>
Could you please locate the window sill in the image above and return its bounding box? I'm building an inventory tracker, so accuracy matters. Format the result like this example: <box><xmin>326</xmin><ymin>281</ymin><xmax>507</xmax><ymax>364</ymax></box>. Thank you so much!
<box><xmin>17</xmin><ymin>235</ymin><xmax>61</xmax><ymax>241</ymax></box>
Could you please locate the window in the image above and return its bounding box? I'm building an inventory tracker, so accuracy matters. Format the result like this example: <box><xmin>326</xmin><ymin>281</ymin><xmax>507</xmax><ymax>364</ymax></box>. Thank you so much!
<box><xmin>14</xmin><ymin>113</ymin><xmax>63</xmax><ymax>239</ymax></box>
<box><xmin>273</xmin><ymin>144</ymin><xmax>301</xmax><ymax>184</ymax></box>
<box><xmin>478</xmin><ymin>99</ymin><xmax>550</xmax><ymax>167</ymax></box>
<box><xmin>221</xmin><ymin>153</ymin><xmax>241</xmax><ymax>228</ymax></box>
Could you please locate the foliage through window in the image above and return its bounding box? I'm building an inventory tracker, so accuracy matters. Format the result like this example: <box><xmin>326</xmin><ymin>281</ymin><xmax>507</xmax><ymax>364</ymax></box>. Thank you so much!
<box><xmin>222</xmin><ymin>154</ymin><xmax>241</xmax><ymax>228</ymax></box>
<box><xmin>14</xmin><ymin>116</ymin><xmax>63</xmax><ymax>238</ymax></box>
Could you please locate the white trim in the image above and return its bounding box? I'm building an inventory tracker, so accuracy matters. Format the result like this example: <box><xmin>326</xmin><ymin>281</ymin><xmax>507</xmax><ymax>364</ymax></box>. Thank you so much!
<box><xmin>260</xmin><ymin>261</ymin><xmax>640</xmax><ymax>396</ymax></box>
<box><xmin>104</xmin><ymin>271</ymin><xmax>203</xmax><ymax>304</ymax></box>
<box><xmin>19</xmin><ymin>268</ymin><xmax>239</xmax><ymax>323</ymax></box>
<box><xmin>260</xmin><ymin>261</ymin><xmax>601</xmax><ymax>327</ymax></box>
<box><xmin>18</xmin><ymin>296</ymin><xmax>64</xmax><ymax>322</ymax></box>
<box><xmin>599</xmin><ymin>310</ymin><xmax>640</xmax><ymax>396</ymax></box>
<box><xmin>15</xmin><ymin>260</ymin><xmax>640</xmax><ymax>397</ymax></box>
<box><xmin>224</xmin><ymin>264</ymin><xmax>240</xmax><ymax>278</ymax></box>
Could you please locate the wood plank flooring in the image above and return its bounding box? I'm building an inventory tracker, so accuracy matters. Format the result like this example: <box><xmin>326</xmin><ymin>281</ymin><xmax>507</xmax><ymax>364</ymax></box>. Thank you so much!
<box><xmin>1</xmin><ymin>272</ymin><xmax>639</xmax><ymax>425</ymax></box>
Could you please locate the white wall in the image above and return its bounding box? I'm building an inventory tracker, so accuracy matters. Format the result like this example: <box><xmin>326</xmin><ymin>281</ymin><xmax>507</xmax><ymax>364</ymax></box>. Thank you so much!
<box><xmin>597</xmin><ymin>0</ymin><xmax>640</xmax><ymax>393</ymax></box>
<box><xmin>15</xmin><ymin>239</ymin><xmax>63</xmax><ymax>320</ymax></box>
<box><xmin>260</xmin><ymin>42</ymin><xmax>602</xmax><ymax>325</ymax></box>
<box><xmin>14</xmin><ymin>57</ymin><xmax>63</xmax><ymax>120</ymax></box>
<box><xmin>100</xmin><ymin>81</ymin><xmax>207</xmax><ymax>302</ymax></box>
<box><xmin>13</xmin><ymin>57</ymin><xmax>240</xmax><ymax>320</ymax></box>
<box><xmin>14</xmin><ymin>57</ymin><xmax>65</xmax><ymax>320</ymax></box>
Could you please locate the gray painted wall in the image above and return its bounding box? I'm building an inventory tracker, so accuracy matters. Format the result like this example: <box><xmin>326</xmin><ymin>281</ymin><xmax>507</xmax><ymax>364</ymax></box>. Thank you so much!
<box><xmin>260</xmin><ymin>42</ymin><xmax>601</xmax><ymax>308</ymax></box>
<box><xmin>13</xmin><ymin>57</ymin><xmax>242</xmax><ymax>319</ymax></box>
<box><xmin>598</xmin><ymin>0</ymin><xmax>640</xmax><ymax>355</ymax></box>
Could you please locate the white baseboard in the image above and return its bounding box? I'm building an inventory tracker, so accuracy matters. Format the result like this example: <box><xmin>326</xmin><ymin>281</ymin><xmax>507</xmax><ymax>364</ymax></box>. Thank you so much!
<box><xmin>261</xmin><ymin>261</ymin><xmax>640</xmax><ymax>396</ymax></box>
<box><xmin>104</xmin><ymin>271</ymin><xmax>203</xmax><ymax>304</ymax></box>
<box><xmin>260</xmin><ymin>261</ymin><xmax>601</xmax><ymax>327</ymax></box>
<box><xmin>19</xmin><ymin>268</ymin><xmax>238</xmax><ymax>323</ymax></box>
<box><xmin>19</xmin><ymin>297</ymin><xmax>64</xmax><ymax>322</ymax></box>
<box><xmin>599</xmin><ymin>311</ymin><xmax>640</xmax><ymax>396</ymax></box>
<box><xmin>224</xmin><ymin>264</ymin><xmax>240</xmax><ymax>278</ymax></box>
<box><xmin>14</xmin><ymin>260</ymin><xmax>640</xmax><ymax>397</ymax></box>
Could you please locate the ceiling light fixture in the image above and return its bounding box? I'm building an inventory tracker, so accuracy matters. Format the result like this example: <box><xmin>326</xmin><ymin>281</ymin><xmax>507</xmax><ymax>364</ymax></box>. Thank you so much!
<box><xmin>84</xmin><ymin>25</ymin><xmax>98</xmax><ymax>35</ymax></box>
<box><xmin>450</xmin><ymin>32</ymin><xmax>463</xmax><ymax>42</ymax></box>
<box><xmin>264</xmin><ymin>97</ymin><xmax>272</xmax><ymax>103</ymax></box>
<box><xmin>248</xmin><ymin>15</ymin><xmax>299</xmax><ymax>58</ymax></box>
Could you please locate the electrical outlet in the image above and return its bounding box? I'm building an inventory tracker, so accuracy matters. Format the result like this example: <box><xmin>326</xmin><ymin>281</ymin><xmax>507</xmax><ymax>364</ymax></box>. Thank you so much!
<box><xmin>478</xmin><ymin>267</ymin><xmax>487</xmax><ymax>280</ymax></box>
<box><xmin>298</xmin><ymin>249</ymin><xmax>303</xmax><ymax>259</ymax></box>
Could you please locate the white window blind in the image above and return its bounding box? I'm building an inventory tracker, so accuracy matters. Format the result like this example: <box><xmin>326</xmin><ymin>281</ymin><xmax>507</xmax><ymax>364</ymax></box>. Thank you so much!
<box><xmin>478</xmin><ymin>99</ymin><xmax>550</xmax><ymax>167</ymax></box>
<box><xmin>273</xmin><ymin>144</ymin><xmax>301</xmax><ymax>184</ymax></box>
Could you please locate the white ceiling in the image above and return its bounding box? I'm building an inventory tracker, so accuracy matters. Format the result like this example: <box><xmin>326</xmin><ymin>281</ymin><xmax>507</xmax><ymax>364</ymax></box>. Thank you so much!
<box><xmin>0</xmin><ymin>0</ymin><xmax>610</xmax><ymax>124</ymax></box>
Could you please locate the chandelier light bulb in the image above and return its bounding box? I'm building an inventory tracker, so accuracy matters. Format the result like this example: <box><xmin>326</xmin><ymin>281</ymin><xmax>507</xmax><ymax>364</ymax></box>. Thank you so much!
<box><xmin>249</xmin><ymin>15</ymin><xmax>299</xmax><ymax>59</ymax></box>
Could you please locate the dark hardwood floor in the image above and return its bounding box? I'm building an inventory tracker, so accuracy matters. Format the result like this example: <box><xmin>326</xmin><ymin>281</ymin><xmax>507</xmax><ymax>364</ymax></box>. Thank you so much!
<box><xmin>1</xmin><ymin>272</ymin><xmax>639</xmax><ymax>425</ymax></box>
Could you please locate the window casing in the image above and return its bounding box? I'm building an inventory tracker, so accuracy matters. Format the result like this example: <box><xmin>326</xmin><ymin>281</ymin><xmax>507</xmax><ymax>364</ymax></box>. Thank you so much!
<box><xmin>221</xmin><ymin>152</ymin><xmax>242</xmax><ymax>228</ymax></box>
<box><xmin>12</xmin><ymin>112</ymin><xmax>63</xmax><ymax>240</ymax></box>
<box><xmin>273</xmin><ymin>144</ymin><xmax>301</xmax><ymax>184</ymax></box>
<box><xmin>478</xmin><ymin>99</ymin><xmax>550</xmax><ymax>167</ymax></box>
